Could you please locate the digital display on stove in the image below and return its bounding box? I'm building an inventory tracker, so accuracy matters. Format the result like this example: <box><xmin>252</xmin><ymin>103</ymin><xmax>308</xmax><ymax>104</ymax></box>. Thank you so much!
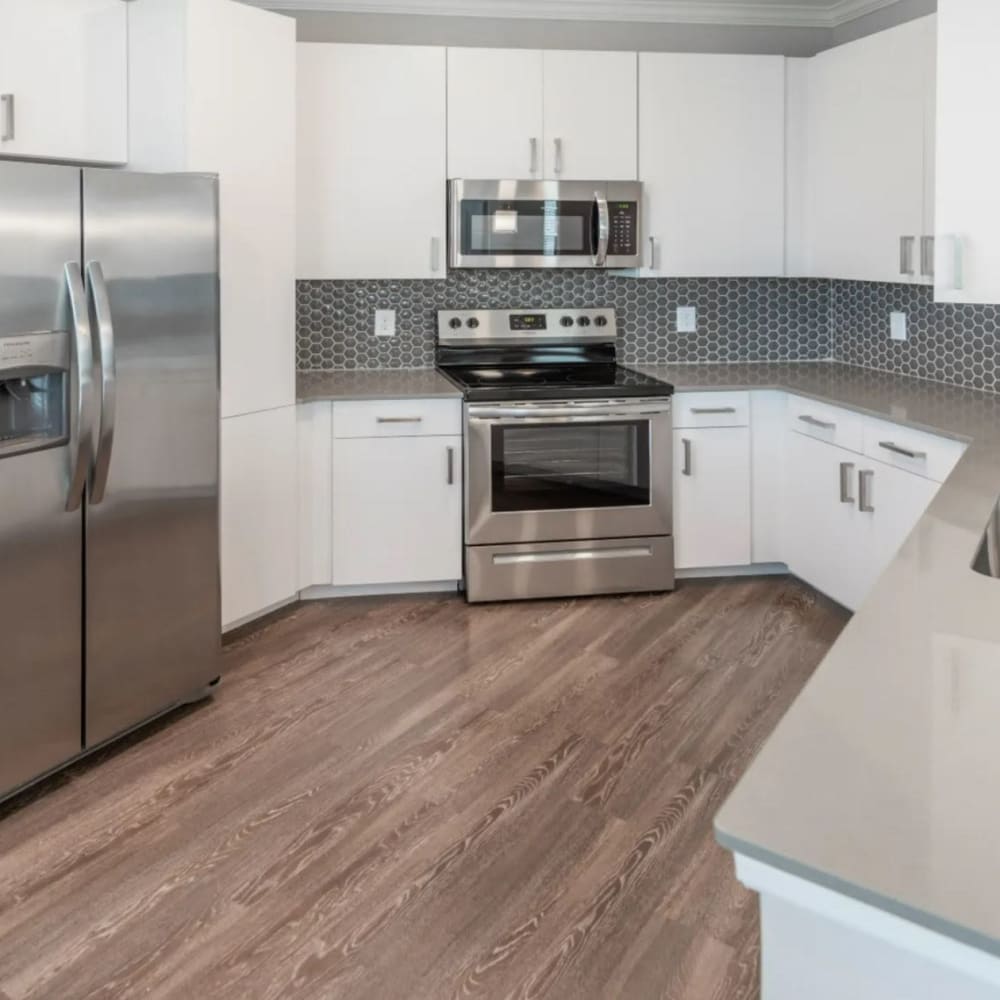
<box><xmin>509</xmin><ymin>314</ymin><xmax>547</xmax><ymax>331</ymax></box>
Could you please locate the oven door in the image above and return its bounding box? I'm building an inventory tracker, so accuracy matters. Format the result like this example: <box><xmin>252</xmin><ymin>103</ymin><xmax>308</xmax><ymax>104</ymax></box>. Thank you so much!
<box><xmin>449</xmin><ymin>179</ymin><xmax>641</xmax><ymax>269</ymax></box>
<box><xmin>465</xmin><ymin>398</ymin><xmax>672</xmax><ymax>546</ymax></box>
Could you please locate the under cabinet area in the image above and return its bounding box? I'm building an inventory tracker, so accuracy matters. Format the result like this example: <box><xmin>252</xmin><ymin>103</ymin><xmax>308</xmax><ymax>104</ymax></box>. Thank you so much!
<box><xmin>446</xmin><ymin>48</ymin><xmax>637</xmax><ymax>181</ymax></box>
<box><xmin>0</xmin><ymin>0</ymin><xmax>127</xmax><ymax>164</ymax></box>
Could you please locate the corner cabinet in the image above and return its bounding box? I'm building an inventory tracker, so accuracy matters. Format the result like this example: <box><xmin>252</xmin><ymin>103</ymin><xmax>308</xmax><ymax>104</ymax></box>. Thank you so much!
<box><xmin>447</xmin><ymin>48</ymin><xmax>637</xmax><ymax>181</ymax></box>
<box><xmin>639</xmin><ymin>53</ymin><xmax>786</xmax><ymax>277</ymax></box>
<box><xmin>935</xmin><ymin>0</ymin><xmax>1000</xmax><ymax>303</ymax></box>
<box><xmin>0</xmin><ymin>0</ymin><xmax>127</xmax><ymax>164</ymax></box>
<box><xmin>297</xmin><ymin>44</ymin><xmax>447</xmax><ymax>280</ymax></box>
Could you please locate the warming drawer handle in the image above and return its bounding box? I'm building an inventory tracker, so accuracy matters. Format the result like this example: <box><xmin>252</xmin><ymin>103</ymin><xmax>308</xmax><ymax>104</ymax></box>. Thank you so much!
<box><xmin>493</xmin><ymin>546</ymin><xmax>653</xmax><ymax>566</ymax></box>
<box><xmin>64</xmin><ymin>262</ymin><xmax>97</xmax><ymax>513</ymax></box>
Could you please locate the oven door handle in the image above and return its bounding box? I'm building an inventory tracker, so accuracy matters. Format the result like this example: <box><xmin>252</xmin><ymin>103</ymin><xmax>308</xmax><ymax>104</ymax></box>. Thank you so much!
<box><xmin>468</xmin><ymin>404</ymin><xmax>672</xmax><ymax>421</ymax></box>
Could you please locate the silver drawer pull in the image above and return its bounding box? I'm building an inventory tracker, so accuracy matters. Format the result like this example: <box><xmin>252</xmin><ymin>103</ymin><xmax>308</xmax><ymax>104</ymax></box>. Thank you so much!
<box><xmin>690</xmin><ymin>407</ymin><xmax>737</xmax><ymax>415</ymax></box>
<box><xmin>879</xmin><ymin>440</ymin><xmax>926</xmax><ymax>460</ymax></box>
<box><xmin>900</xmin><ymin>235</ymin><xmax>916</xmax><ymax>276</ymax></box>
<box><xmin>839</xmin><ymin>461</ymin><xmax>855</xmax><ymax>504</ymax></box>
<box><xmin>376</xmin><ymin>416</ymin><xmax>423</xmax><ymax>424</ymax></box>
<box><xmin>494</xmin><ymin>545</ymin><xmax>652</xmax><ymax>566</ymax></box>
<box><xmin>798</xmin><ymin>414</ymin><xmax>836</xmax><ymax>430</ymax></box>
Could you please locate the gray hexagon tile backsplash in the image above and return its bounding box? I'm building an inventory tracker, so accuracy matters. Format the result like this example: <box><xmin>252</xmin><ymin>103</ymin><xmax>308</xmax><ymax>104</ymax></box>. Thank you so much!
<box><xmin>296</xmin><ymin>273</ymin><xmax>1000</xmax><ymax>394</ymax></box>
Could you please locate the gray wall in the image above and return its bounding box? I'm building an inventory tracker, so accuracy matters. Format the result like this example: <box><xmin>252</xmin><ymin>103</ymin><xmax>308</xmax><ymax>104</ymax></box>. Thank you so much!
<box><xmin>284</xmin><ymin>1</ymin><xmax>936</xmax><ymax>56</ymax></box>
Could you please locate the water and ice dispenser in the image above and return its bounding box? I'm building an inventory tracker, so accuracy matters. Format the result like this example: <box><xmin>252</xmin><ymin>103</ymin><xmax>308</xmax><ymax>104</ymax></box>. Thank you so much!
<box><xmin>0</xmin><ymin>332</ymin><xmax>69</xmax><ymax>459</ymax></box>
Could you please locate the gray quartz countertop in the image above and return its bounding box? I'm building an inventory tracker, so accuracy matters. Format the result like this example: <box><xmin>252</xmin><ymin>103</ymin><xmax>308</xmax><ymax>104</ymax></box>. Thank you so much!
<box><xmin>297</xmin><ymin>368</ymin><xmax>461</xmax><ymax>402</ymax></box>
<box><xmin>634</xmin><ymin>362</ymin><xmax>1000</xmax><ymax>956</ymax></box>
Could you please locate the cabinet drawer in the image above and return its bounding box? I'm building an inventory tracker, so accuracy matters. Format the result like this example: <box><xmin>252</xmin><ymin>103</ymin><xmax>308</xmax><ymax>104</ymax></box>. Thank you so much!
<box><xmin>786</xmin><ymin>395</ymin><xmax>864</xmax><ymax>453</ymax></box>
<box><xmin>862</xmin><ymin>417</ymin><xmax>966</xmax><ymax>483</ymax></box>
<box><xmin>673</xmin><ymin>391</ymin><xmax>750</xmax><ymax>428</ymax></box>
<box><xmin>333</xmin><ymin>398</ymin><xmax>462</xmax><ymax>438</ymax></box>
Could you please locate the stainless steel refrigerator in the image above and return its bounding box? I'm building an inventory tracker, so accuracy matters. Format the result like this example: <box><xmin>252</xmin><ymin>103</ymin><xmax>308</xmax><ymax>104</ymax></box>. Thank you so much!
<box><xmin>0</xmin><ymin>161</ymin><xmax>220</xmax><ymax>801</ymax></box>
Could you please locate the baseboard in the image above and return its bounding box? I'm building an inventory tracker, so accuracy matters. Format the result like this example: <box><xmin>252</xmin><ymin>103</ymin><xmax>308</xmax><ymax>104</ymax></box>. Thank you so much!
<box><xmin>300</xmin><ymin>581</ymin><xmax>462</xmax><ymax>600</ymax></box>
<box><xmin>222</xmin><ymin>595</ymin><xmax>299</xmax><ymax>634</ymax></box>
<box><xmin>677</xmin><ymin>562</ymin><xmax>789</xmax><ymax>580</ymax></box>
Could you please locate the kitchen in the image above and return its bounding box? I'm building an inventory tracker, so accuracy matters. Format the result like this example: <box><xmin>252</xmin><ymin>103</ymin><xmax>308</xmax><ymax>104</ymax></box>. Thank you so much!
<box><xmin>1</xmin><ymin>0</ymin><xmax>999</xmax><ymax>997</ymax></box>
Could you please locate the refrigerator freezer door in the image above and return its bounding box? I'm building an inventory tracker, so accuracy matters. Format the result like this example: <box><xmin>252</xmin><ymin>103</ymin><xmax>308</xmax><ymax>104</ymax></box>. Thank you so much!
<box><xmin>0</xmin><ymin>162</ymin><xmax>84</xmax><ymax>796</ymax></box>
<box><xmin>82</xmin><ymin>170</ymin><xmax>221</xmax><ymax>747</ymax></box>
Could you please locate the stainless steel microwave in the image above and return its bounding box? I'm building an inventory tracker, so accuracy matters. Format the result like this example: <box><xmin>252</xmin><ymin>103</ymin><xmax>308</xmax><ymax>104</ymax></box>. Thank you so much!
<box><xmin>448</xmin><ymin>179</ymin><xmax>642</xmax><ymax>269</ymax></box>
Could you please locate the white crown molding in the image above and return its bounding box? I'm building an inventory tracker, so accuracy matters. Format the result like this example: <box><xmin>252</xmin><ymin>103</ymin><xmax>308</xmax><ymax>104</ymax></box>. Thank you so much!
<box><xmin>251</xmin><ymin>0</ymin><xmax>904</xmax><ymax>29</ymax></box>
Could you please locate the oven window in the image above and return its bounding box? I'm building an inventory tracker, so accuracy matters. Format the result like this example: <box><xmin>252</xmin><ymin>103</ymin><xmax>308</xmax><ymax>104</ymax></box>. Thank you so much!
<box><xmin>491</xmin><ymin>421</ymin><xmax>650</xmax><ymax>512</ymax></box>
<box><xmin>461</xmin><ymin>199</ymin><xmax>593</xmax><ymax>256</ymax></box>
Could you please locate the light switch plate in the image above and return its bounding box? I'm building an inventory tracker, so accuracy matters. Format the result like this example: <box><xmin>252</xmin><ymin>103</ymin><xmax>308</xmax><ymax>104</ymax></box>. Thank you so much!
<box><xmin>677</xmin><ymin>306</ymin><xmax>697</xmax><ymax>333</ymax></box>
<box><xmin>375</xmin><ymin>309</ymin><xmax>396</xmax><ymax>338</ymax></box>
<box><xmin>890</xmin><ymin>311</ymin><xmax>907</xmax><ymax>342</ymax></box>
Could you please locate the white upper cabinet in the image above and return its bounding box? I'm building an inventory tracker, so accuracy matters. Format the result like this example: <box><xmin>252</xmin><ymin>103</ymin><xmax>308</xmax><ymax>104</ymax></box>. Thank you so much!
<box><xmin>639</xmin><ymin>53</ymin><xmax>785</xmax><ymax>277</ymax></box>
<box><xmin>446</xmin><ymin>48</ymin><xmax>636</xmax><ymax>181</ymax></box>
<box><xmin>0</xmin><ymin>0</ymin><xmax>127</xmax><ymax>164</ymax></box>
<box><xmin>298</xmin><ymin>44</ymin><xmax>447</xmax><ymax>280</ymax></box>
<box><xmin>792</xmin><ymin>17</ymin><xmax>936</xmax><ymax>284</ymax></box>
<box><xmin>128</xmin><ymin>0</ymin><xmax>297</xmax><ymax>420</ymax></box>
<box><xmin>935</xmin><ymin>0</ymin><xmax>1000</xmax><ymax>303</ymax></box>
<box><xmin>542</xmin><ymin>50</ymin><xmax>637</xmax><ymax>180</ymax></box>
<box><xmin>447</xmin><ymin>48</ymin><xmax>544</xmax><ymax>179</ymax></box>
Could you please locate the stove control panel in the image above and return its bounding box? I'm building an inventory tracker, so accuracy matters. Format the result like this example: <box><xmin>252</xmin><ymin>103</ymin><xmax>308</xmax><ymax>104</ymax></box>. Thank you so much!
<box><xmin>438</xmin><ymin>308</ymin><xmax>617</xmax><ymax>344</ymax></box>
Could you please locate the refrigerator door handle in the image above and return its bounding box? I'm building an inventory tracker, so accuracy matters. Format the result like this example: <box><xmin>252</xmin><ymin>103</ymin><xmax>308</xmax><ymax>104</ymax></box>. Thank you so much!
<box><xmin>64</xmin><ymin>261</ymin><xmax>97</xmax><ymax>512</ymax></box>
<box><xmin>87</xmin><ymin>260</ymin><xmax>116</xmax><ymax>505</ymax></box>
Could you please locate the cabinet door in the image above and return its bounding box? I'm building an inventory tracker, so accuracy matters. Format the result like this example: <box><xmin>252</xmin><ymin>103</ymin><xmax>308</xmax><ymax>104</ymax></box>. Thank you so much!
<box><xmin>640</xmin><ymin>53</ymin><xmax>785</xmax><ymax>277</ymax></box>
<box><xmin>852</xmin><ymin>458</ymin><xmax>938</xmax><ymax>605</ymax></box>
<box><xmin>447</xmin><ymin>48</ymin><xmax>543</xmax><ymax>180</ymax></box>
<box><xmin>805</xmin><ymin>18</ymin><xmax>928</xmax><ymax>283</ymax></box>
<box><xmin>332</xmin><ymin>436</ymin><xmax>462</xmax><ymax>586</ymax></box>
<box><xmin>542</xmin><ymin>50</ymin><xmax>637</xmax><ymax>180</ymax></box>
<box><xmin>0</xmin><ymin>0</ymin><xmax>127</xmax><ymax>164</ymax></box>
<box><xmin>784</xmin><ymin>432</ymin><xmax>861</xmax><ymax>609</ymax></box>
<box><xmin>673</xmin><ymin>427</ymin><xmax>751</xmax><ymax>570</ymax></box>
<box><xmin>935</xmin><ymin>1</ymin><xmax>1000</xmax><ymax>303</ymax></box>
<box><xmin>221</xmin><ymin>407</ymin><xmax>298</xmax><ymax>630</ymax></box>
<box><xmin>297</xmin><ymin>44</ymin><xmax>447</xmax><ymax>280</ymax></box>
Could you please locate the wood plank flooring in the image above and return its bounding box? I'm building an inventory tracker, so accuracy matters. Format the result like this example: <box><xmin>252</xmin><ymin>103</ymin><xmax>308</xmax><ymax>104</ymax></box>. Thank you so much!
<box><xmin>0</xmin><ymin>578</ymin><xmax>847</xmax><ymax>1000</ymax></box>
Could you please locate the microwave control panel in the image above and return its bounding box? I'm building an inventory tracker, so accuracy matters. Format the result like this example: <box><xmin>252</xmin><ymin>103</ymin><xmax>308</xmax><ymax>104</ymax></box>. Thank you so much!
<box><xmin>608</xmin><ymin>202</ymin><xmax>638</xmax><ymax>255</ymax></box>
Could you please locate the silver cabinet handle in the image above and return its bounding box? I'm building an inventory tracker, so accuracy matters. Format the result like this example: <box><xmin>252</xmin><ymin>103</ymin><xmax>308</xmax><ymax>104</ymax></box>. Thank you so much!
<box><xmin>0</xmin><ymin>94</ymin><xmax>13</xmax><ymax>142</ymax></box>
<box><xmin>553</xmin><ymin>137</ymin><xmax>563</xmax><ymax>175</ymax></box>
<box><xmin>376</xmin><ymin>416</ymin><xmax>423</xmax><ymax>424</ymax></box>
<box><xmin>920</xmin><ymin>236</ymin><xmax>935</xmax><ymax>279</ymax></box>
<box><xmin>839</xmin><ymin>461</ymin><xmax>855</xmax><ymax>504</ymax></box>
<box><xmin>859</xmin><ymin>469</ymin><xmax>875</xmax><ymax>513</ymax></box>
<box><xmin>430</xmin><ymin>236</ymin><xmax>441</xmax><ymax>274</ymax></box>
<box><xmin>446</xmin><ymin>445</ymin><xmax>455</xmax><ymax>485</ymax></box>
<box><xmin>798</xmin><ymin>414</ymin><xmax>835</xmax><ymax>430</ymax></box>
<box><xmin>64</xmin><ymin>262</ymin><xmax>97</xmax><ymax>513</ymax></box>
<box><xmin>87</xmin><ymin>261</ymin><xmax>116</xmax><ymax>505</ymax></box>
<box><xmin>648</xmin><ymin>236</ymin><xmax>656</xmax><ymax>270</ymax></box>
<box><xmin>879</xmin><ymin>440</ymin><xmax>927</xmax><ymax>460</ymax></box>
<box><xmin>899</xmin><ymin>235</ymin><xmax>916</xmax><ymax>277</ymax></box>
<box><xmin>529</xmin><ymin>137</ymin><xmax>538</xmax><ymax>174</ymax></box>
<box><xmin>593</xmin><ymin>191</ymin><xmax>610</xmax><ymax>267</ymax></box>
<box><xmin>691</xmin><ymin>406</ymin><xmax>737</xmax><ymax>415</ymax></box>
<box><xmin>681</xmin><ymin>437</ymin><xmax>692</xmax><ymax>476</ymax></box>
<box><xmin>938</xmin><ymin>234</ymin><xmax>964</xmax><ymax>292</ymax></box>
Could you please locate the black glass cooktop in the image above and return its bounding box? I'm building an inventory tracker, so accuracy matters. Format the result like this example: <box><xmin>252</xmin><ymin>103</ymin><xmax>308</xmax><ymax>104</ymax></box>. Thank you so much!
<box><xmin>437</xmin><ymin>362</ymin><xmax>674</xmax><ymax>402</ymax></box>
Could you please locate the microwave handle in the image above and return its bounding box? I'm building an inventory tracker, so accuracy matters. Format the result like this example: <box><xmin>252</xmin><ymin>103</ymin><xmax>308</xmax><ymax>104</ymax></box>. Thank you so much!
<box><xmin>593</xmin><ymin>192</ymin><xmax>610</xmax><ymax>267</ymax></box>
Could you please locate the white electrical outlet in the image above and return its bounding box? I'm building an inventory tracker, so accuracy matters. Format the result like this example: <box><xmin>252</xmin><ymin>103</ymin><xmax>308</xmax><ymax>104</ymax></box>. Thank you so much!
<box><xmin>890</xmin><ymin>311</ymin><xmax>907</xmax><ymax>342</ymax></box>
<box><xmin>676</xmin><ymin>306</ymin><xmax>697</xmax><ymax>333</ymax></box>
<box><xmin>375</xmin><ymin>309</ymin><xmax>396</xmax><ymax>337</ymax></box>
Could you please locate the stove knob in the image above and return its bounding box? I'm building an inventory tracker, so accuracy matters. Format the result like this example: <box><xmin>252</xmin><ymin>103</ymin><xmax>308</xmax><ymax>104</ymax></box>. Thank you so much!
<box><xmin>594</xmin><ymin>315</ymin><xmax>609</xmax><ymax>328</ymax></box>
<box><xmin>577</xmin><ymin>316</ymin><xmax>591</xmax><ymax>327</ymax></box>
<box><xmin>466</xmin><ymin>317</ymin><xmax>480</xmax><ymax>329</ymax></box>
<box><xmin>560</xmin><ymin>316</ymin><xmax>574</xmax><ymax>328</ymax></box>
<box><xmin>448</xmin><ymin>317</ymin><xmax>462</xmax><ymax>329</ymax></box>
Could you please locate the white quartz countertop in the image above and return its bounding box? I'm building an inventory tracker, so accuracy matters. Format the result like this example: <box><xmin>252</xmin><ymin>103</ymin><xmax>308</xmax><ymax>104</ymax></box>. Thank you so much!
<box><xmin>297</xmin><ymin>368</ymin><xmax>461</xmax><ymax>402</ymax></box>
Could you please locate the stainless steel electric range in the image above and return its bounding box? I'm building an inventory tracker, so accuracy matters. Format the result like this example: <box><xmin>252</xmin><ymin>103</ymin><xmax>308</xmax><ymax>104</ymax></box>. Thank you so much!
<box><xmin>436</xmin><ymin>307</ymin><xmax>675</xmax><ymax>603</ymax></box>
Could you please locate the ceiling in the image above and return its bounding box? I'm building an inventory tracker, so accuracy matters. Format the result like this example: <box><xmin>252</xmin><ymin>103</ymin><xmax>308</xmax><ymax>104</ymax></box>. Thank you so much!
<box><xmin>253</xmin><ymin>0</ymin><xmax>905</xmax><ymax>28</ymax></box>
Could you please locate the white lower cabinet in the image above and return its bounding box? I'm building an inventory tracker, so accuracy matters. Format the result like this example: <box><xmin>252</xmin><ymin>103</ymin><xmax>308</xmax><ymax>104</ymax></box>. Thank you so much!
<box><xmin>673</xmin><ymin>426</ymin><xmax>751</xmax><ymax>570</ymax></box>
<box><xmin>221</xmin><ymin>406</ymin><xmax>298</xmax><ymax>630</ymax></box>
<box><xmin>332</xmin><ymin>434</ymin><xmax>462</xmax><ymax>587</ymax></box>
